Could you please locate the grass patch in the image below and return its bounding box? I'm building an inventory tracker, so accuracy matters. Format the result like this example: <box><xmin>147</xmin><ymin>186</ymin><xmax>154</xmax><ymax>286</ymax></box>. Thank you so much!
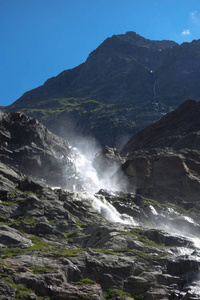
<box><xmin>2</xmin><ymin>279</ymin><xmax>34</xmax><ymax>299</ymax></box>
<box><xmin>0</xmin><ymin>236</ymin><xmax>49</xmax><ymax>258</ymax></box>
<box><xmin>64</xmin><ymin>231</ymin><xmax>79</xmax><ymax>238</ymax></box>
<box><xmin>77</xmin><ymin>278</ymin><xmax>96</xmax><ymax>285</ymax></box>
<box><xmin>52</xmin><ymin>248</ymin><xmax>83</xmax><ymax>258</ymax></box>
<box><xmin>119</xmin><ymin>229</ymin><xmax>163</xmax><ymax>247</ymax></box>
<box><xmin>92</xmin><ymin>247</ymin><xmax>166</xmax><ymax>260</ymax></box>
<box><xmin>77</xmin><ymin>222</ymin><xmax>90</xmax><ymax>229</ymax></box>
<box><xmin>143</xmin><ymin>197</ymin><xmax>187</xmax><ymax>214</ymax></box>
<box><xmin>105</xmin><ymin>289</ymin><xmax>134</xmax><ymax>300</ymax></box>
<box><xmin>92</xmin><ymin>248</ymin><xmax>119</xmax><ymax>255</ymax></box>
<box><xmin>0</xmin><ymin>247</ymin><xmax>25</xmax><ymax>259</ymax></box>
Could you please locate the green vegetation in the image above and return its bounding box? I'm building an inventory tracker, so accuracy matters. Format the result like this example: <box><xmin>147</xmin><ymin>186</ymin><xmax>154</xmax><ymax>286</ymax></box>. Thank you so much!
<box><xmin>92</xmin><ymin>247</ymin><xmax>160</xmax><ymax>259</ymax></box>
<box><xmin>143</xmin><ymin>197</ymin><xmax>187</xmax><ymax>214</ymax></box>
<box><xmin>64</xmin><ymin>231</ymin><xmax>79</xmax><ymax>238</ymax></box>
<box><xmin>1</xmin><ymin>278</ymin><xmax>34</xmax><ymax>300</ymax></box>
<box><xmin>92</xmin><ymin>248</ymin><xmax>119</xmax><ymax>255</ymax></box>
<box><xmin>14</xmin><ymin>284</ymin><xmax>34</xmax><ymax>300</ymax></box>
<box><xmin>52</xmin><ymin>248</ymin><xmax>83</xmax><ymax>258</ymax></box>
<box><xmin>77</xmin><ymin>221</ymin><xmax>90</xmax><ymax>228</ymax></box>
<box><xmin>77</xmin><ymin>278</ymin><xmax>96</xmax><ymax>285</ymax></box>
<box><xmin>0</xmin><ymin>216</ymin><xmax>39</xmax><ymax>227</ymax></box>
<box><xmin>0</xmin><ymin>247</ymin><xmax>25</xmax><ymax>259</ymax></box>
<box><xmin>119</xmin><ymin>228</ymin><xmax>163</xmax><ymax>247</ymax></box>
<box><xmin>0</xmin><ymin>235</ymin><xmax>59</xmax><ymax>258</ymax></box>
<box><xmin>105</xmin><ymin>289</ymin><xmax>134</xmax><ymax>300</ymax></box>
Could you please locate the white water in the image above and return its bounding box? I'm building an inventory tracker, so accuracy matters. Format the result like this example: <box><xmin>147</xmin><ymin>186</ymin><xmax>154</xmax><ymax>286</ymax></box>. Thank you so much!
<box><xmin>64</xmin><ymin>145</ymin><xmax>200</xmax><ymax>297</ymax></box>
<box><xmin>75</xmin><ymin>191</ymin><xmax>138</xmax><ymax>226</ymax></box>
<box><xmin>71</xmin><ymin>146</ymin><xmax>127</xmax><ymax>193</ymax></box>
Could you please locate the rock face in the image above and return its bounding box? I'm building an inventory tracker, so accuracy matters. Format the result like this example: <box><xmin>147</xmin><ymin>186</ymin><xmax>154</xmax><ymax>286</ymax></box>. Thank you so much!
<box><xmin>5</xmin><ymin>32</ymin><xmax>200</xmax><ymax>146</ymax></box>
<box><xmin>122</xmin><ymin>99</ymin><xmax>200</xmax><ymax>155</ymax></box>
<box><xmin>93</xmin><ymin>146</ymin><xmax>125</xmax><ymax>177</ymax></box>
<box><xmin>119</xmin><ymin>100</ymin><xmax>200</xmax><ymax>204</ymax></box>
<box><xmin>122</xmin><ymin>148</ymin><xmax>200</xmax><ymax>205</ymax></box>
<box><xmin>0</xmin><ymin>111</ymin><xmax>74</xmax><ymax>187</ymax></box>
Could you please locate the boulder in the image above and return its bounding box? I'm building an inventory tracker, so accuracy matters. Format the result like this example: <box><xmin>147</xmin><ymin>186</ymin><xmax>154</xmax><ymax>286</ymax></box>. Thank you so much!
<box><xmin>0</xmin><ymin>225</ymin><xmax>33</xmax><ymax>248</ymax></box>
<box><xmin>122</xmin><ymin>149</ymin><xmax>200</xmax><ymax>204</ymax></box>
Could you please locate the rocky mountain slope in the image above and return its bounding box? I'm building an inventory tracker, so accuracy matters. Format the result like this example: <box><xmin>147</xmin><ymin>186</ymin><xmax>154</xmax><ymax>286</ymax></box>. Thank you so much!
<box><xmin>0</xmin><ymin>111</ymin><xmax>74</xmax><ymax>188</ymax></box>
<box><xmin>122</xmin><ymin>99</ymin><xmax>200</xmax><ymax>155</ymax></box>
<box><xmin>1</xmin><ymin>106</ymin><xmax>200</xmax><ymax>299</ymax></box>
<box><xmin>5</xmin><ymin>32</ymin><xmax>200</xmax><ymax>146</ymax></box>
<box><xmin>120</xmin><ymin>99</ymin><xmax>200</xmax><ymax>204</ymax></box>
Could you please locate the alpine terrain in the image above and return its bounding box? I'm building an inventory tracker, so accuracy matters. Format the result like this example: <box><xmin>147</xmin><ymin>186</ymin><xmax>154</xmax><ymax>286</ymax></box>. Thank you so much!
<box><xmin>1</xmin><ymin>31</ymin><xmax>200</xmax><ymax>299</ymax></box>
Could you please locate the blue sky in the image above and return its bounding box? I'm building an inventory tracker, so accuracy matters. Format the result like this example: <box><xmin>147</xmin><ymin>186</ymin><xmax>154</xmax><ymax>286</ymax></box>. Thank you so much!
<box><xmin>1</xmin><ymin>0</ymin><xmax>200</xmax><ymax>106</ymax></box>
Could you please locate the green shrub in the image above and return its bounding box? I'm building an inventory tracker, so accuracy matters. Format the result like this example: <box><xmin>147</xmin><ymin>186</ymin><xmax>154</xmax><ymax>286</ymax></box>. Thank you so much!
<box><xmin>77</xmin><ymin>278</ymin><xmax>96</xmax><ymax>285</ymax></box>
<box><xmin>105</xmin><ymin>288</ymin><xmax>134</xmax><ymax>300</ymax></box>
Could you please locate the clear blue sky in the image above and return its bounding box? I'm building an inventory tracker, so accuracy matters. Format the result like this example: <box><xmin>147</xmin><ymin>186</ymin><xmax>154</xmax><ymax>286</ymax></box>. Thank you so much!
<box><xmin>1</xmin><ymin>0</ymin><xmax>200</xmax><ymax>106</ymax></box>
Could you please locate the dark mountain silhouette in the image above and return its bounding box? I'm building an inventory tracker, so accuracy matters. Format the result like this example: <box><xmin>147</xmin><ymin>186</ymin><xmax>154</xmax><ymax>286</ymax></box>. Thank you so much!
<box><xmin>121</xmin><ymin>99</ymin><xmax>200</xmax><ymax>156</ymax></box>
<box><xmin>6</xmin><ymin>31</ymin><xmax>200</xmax><ymax>146</ymax></box>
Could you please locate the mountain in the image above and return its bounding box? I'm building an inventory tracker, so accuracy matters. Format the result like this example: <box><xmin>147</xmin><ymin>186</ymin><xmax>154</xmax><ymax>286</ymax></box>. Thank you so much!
<box><xmin>5</xmin><ymin>31</ymin><xmax>200</xmax><ymax>146</ymax></box>
<box><xmin>121</xmin><ymin>99</ymin><xmax>200</xmax><ymax>156</ymax></box>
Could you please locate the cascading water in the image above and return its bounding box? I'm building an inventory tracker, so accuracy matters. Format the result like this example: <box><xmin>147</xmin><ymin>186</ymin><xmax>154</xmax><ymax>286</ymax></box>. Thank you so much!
<box><xmin>69</xmin><ymin>146</ymin><xmax>126</xmax><ymax>193</ymax></box>
<box><xmin>75</xmin><ymin>191</ymin><xmax>138</xmax><ymax>225</ymax></box>
<box><xmin>146</xmin><ymin>204</ymin><xmax>200</xmax><ymax>296</ymax></box>
<box><xmin>64</xmin><ymin>144</ymin><xmax>200</xmax><ymax>297</ymax></box>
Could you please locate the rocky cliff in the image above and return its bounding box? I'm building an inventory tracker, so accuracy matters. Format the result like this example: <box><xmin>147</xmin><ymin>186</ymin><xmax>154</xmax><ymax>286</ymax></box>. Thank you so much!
<box><xmin>5</xmin><ymin>32</ymin><xmax>200</xmax><ymax>146</ymax></box>
<box><xmin>0</xmin><ymin>111</ymin><xmax>75</xmax><ymax>188</ymax></box>
<box><xmin>1</xmin><ymin>109</ymin><xmax>200</xmax><ymax>299</ymax></box>
<box><xmin>120</xmin><ymin>99</ymin><xmax>200</xmax><ymax>205</ymax></box>
<box><xmin>122</xmin><ymin>99</ymin><xmax>200</xmax><ymax>155</ymax></box>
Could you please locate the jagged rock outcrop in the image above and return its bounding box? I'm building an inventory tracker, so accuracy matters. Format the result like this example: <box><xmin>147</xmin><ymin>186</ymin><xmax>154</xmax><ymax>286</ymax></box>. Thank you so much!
<box><xmin>0</xmin><ymin>111</ymin><xmax>75</xmax><ymax>187</ymax></box>
<box><xmin>119</xmin><ymin>100</ymin><xmax>200</xmax><ymax>205</ymax></box>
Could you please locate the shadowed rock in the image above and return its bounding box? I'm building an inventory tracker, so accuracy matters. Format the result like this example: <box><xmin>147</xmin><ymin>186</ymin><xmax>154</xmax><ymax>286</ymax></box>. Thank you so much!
<box><xmin>0</xmin><ymin>111</ymin><xmax>75</xmax><ymax>187</ymax></box>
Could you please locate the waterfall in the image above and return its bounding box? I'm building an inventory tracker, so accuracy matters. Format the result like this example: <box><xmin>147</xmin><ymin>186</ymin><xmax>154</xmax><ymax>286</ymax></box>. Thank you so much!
<box><xmin>75</xmin><ymin>191</ymin><xmax>138</xmax><ymax>226</ymax></box>
<box><xmin>153</xmin><ymin>72</ymin><xmax>157</xmax><ymax>103</ymax></box>
<box><xmin>69</xmin><ymin>146</ymin><xmax>127</xmax><ymax>193</ymax></box>
<box><xmin>64</xmin><ymin>143</ymin><xmax>200</xmax><ymax>296</ymax></box>
<box><xmin>150</xmin><ymin>70</ymin><xmax>160</xmax><ymax>112</ymax></box>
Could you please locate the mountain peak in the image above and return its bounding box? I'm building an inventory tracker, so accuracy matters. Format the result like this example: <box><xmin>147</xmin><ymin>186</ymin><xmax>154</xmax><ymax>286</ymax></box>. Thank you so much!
<box><xmin>6</xmin><ymin>32</ymin><xmax>200</xmax><ymax>147</ymax></box>
<box><xmin>110</xmin><ymin>31</ymin><xmax>178</xmax><ymax>49</ymax></box>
